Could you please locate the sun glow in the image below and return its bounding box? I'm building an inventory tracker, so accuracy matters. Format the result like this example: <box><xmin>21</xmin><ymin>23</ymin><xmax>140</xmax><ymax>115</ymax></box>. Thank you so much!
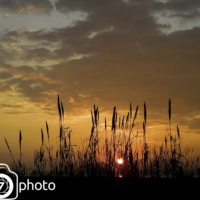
<box><xmin>117</xmin><ymin>158</ymin><xmax>123</xmax><ymax>165</ymax></box>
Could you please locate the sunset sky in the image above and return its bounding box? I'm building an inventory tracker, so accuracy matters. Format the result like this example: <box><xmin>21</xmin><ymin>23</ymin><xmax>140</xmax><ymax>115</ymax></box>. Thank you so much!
<box><xmin>0</xmin><ymin>0</ymin><xmax>200</xmax><ymax>167</ymax></box>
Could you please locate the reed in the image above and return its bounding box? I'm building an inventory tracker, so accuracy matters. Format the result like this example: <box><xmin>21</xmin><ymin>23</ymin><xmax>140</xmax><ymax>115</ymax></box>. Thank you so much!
<box><xmin>4</xmin><ymin>96</ymin><xmax>200</xmax><ymax>178</ymax></box>
<box><xmin>4</xmin><ymin>130</ymin><xmax>26</xmax><ymax>176</ymax></box>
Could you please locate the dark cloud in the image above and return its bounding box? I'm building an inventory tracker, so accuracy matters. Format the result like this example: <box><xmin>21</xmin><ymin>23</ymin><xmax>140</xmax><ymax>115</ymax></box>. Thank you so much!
<box><xmin>0</xmin><ymin>0</ymin><xmax>53</xmax><ymax>14</ymax></box>
<box><xmin>21</xmin><ymin>47</ymin><xmax>54</xmax><ymax>62</ymax></box>
<box><xmin>1</xmin><ymin>30</ymin><xmax>20</xmax><ymax>43</ymax></box>
<box><xmin>1</xmin><ymin>103</ymin><xmax>23</xmax><ymax>108</ymax></box>
<box><xmin>187</xmin><ymin>118</ymin><xmax>200</xmax><ymax>130</ymax></box>
<box><xmin>169</xmin><ymin>10</ymin><xmax>200</xmax><ymax>20</ymax></box>
<box><xmin>0</xmin><ymin>64</ymin><xmax>59</xmax><ymax>108</ymax></box>
<box><xmin>164</xmin><ymin>0</ymin><xmax>200</xmax><ymax>14</ymax></box>
<box><xmin>55</xmin><ymin>0</ymin><xmax>118</xmax><ymax>13</ymax></box>
<box><xmin>0</xmin><ymin>71</ymin><xmax>13</xmax><ymax>79</ymax></box>
<box><xmin>55</xmin><ymin>0</ymin><xmax>200</xmax><ymax>21</ymax></box>
<box><xmin>146</xmin><ymin>0</ymin><xmax>200</xmax><ymax>21</ymax></box>
<box><xmin>0</xmin><ymin>0</ymin><xmax>199</xmax><ymax>133</ymax></box>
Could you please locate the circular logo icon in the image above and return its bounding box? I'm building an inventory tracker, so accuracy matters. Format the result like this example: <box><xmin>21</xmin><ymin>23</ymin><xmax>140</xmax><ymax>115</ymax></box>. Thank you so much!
<box><xmin>0</xmin><ymin>174</ymin><xmax>14</xmax><ymax>199</ymax></box>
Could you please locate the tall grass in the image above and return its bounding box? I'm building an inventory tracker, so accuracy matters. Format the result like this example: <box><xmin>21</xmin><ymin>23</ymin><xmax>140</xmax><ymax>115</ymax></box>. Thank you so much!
<box><xmin>4</xmin><ymin>95</ymin><xmax>200</xmax><ymax>178</ymax></box>
<box><xmin>4</xmin><ymin>130</ymin><xmax>26</xmax><ymax>176</ymax></box>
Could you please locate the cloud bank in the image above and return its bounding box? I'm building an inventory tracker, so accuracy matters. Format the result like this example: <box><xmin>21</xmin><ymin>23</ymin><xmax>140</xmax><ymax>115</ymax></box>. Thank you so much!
<box><xmin>0</xmin><ymin>0</ymin><xmax>199</xmax><ymax>133</ymax></box>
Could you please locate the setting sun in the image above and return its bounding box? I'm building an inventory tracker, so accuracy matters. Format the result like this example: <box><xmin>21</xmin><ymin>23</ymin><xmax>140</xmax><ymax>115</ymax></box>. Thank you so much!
<box><xmin>117</xmin><ymin>158</ymin><xmax>123</xmax><ymax>165</ymax></box>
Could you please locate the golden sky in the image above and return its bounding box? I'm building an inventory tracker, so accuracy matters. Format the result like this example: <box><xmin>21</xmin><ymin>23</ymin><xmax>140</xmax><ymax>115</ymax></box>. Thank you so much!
<box><xmin>0</xmin><ymin>0</ymin><xmax>200</xmax><ymax>167</ymax></box>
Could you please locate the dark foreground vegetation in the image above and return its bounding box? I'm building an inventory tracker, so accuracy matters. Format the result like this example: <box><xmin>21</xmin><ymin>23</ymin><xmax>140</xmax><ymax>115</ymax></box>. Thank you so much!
<box><xmin>4</xmin><ymin>95</ymin><xmax>200</xmax><ymax>195</ymax></box>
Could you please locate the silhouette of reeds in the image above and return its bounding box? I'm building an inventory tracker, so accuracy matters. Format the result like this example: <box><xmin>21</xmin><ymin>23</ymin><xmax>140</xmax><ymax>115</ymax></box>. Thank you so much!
<box><xmin>3</xmin><ymin>96</ymin><xmax>200</xmax><ymax>179</ymax></box>
<box><xmin>4</xmin><ymin>130</ymin><xmax>26</xmax><ymax>176</ymax></box>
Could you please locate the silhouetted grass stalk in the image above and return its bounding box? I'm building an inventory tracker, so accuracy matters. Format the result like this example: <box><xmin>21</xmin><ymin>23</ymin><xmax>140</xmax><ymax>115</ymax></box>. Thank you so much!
<box><xmin>4</xmin><ymin>96</ymin><xmax>200</xmax><ymax>178</ymax></box>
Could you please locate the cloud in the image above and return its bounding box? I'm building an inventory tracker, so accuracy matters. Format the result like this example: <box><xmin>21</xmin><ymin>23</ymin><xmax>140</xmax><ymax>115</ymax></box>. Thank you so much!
<box><xmin>1</xmin><ymin>103</ymin><xmax>23</xmax><ymax>108</ymax></box>
<box><xmin>68</xmin><ymin>97</ymin><xmax>75</xmax><ymax>104</ymax></box>
<box><xmin>4</xmin><ymin>13</ymin><xmax>10</xmax><ymax>17</ymax></box>
<box><xmin>79</xmin><ymin>94</ymin><xmax>90</xmax><ymax>98</ymax></box>
<box><xmin>164</xmin><ymin>0</ymin><xmax>200</xmax><ymax>15</ymax></box>
<box><xmin>55</xmin><ymin>0</ymin><xmax>200</xmax><ymax>21</ymax></box>
<box><xmin>0</xmin><ymin>71</ymin><xmax>13</xmax><ymax>79</ymax></box>
<box><xmin>0</xmin><ymin>0</ymin><xmax>199</xmax><ymax>133</ymax></box>
<box><xmin>0</xmin><ymin>63</ymin><xmax>60</xmax><ymax>111</ymax></box>
<box><xmin>0</xmin><ymin>0</ymin><xmax>53</xmax><ymax>14</ymax></box>
<box><xmin>21</xmin><ymin>47</ymin><xmax>54</xmax><ymax>63</ymax></box>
